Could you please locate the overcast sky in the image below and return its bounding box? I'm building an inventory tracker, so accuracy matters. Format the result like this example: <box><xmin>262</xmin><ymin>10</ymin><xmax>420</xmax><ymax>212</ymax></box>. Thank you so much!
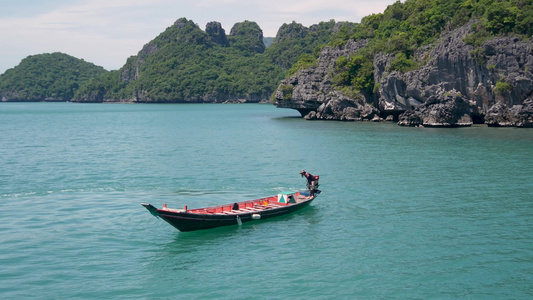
<box><xmin>0</xmin><ymin>0</ymin><xmax>397</xmax><ymax>74</ymax></box>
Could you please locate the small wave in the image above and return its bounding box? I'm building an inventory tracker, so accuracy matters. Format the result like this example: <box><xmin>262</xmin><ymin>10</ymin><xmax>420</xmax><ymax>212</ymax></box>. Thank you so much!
<box><xmin>1</xmin><ymin>191</ymin><xmax>37</xmax><ymax>198</ymax></box>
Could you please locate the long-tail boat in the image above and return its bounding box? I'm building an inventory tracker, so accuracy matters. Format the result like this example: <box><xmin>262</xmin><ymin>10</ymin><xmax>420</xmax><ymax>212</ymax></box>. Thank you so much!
<box><xmin>142</xmin><ymin>177</ymin><xmax>320</xmax><ymax>232</ymax></box>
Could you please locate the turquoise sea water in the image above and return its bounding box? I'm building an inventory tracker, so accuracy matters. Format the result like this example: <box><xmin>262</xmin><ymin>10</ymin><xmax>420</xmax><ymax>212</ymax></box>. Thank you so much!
<box><xmin>0</xmin><ymin>102</ymin><xmax>532</xmax><ymax>299</ymax></box>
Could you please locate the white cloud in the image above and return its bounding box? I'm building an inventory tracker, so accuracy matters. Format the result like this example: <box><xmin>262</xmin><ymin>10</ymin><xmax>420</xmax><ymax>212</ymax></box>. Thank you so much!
<box><xmin>0</xmin><ymin>1</ymin><xmax>168</xmax><ymax>72</ymax></box>
<box><xmin>0</xmin><ymin>0</ymin><xmax>396</xmax><ymax>74</ymax></box>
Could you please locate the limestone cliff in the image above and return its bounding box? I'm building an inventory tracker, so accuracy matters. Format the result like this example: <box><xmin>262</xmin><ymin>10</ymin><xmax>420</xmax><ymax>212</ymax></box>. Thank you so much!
<box><xmin>274</xmin><ymin>39</ymin><xmax>380</xmax><ymax>121</ymax></box>
<box><xmin>273</xmin><ymin>22</ymin><xmax>533</xmax><ymax>127</ymax></box>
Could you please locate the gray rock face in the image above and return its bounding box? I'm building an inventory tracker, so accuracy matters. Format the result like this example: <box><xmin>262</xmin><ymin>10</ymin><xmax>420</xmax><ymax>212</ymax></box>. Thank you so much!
<box><xmin>273</xmin><ymin>21</ymin><xmax>533</xmax><ymax>127</ymax></box>
<box><xmin>485</xmin><ymin>97</ymin><xmax>533</xmax><ymax>127</ymax></box>
<box><xmin>305</xmin><ymin>91</ymin><xmax>380</xmax><ymax>121</ymax></box>
<box><xmin>274</xmin><ymin>39</ymin><xmax>373</xmax><ymax>120</ymax></box>
<box><xmin>206</xmin><ymin>21</ymin><xmax>229</xmax><ymax>46</ymax></box>
<box><xmin>397</xmin><ymin>91</ymin><xmax>478</xmax><ymax>127</ymax></box>
<box><xmin>381</xmin><ymin>22</ymin><xmax>533</xmax><ymax>126</ymax></box>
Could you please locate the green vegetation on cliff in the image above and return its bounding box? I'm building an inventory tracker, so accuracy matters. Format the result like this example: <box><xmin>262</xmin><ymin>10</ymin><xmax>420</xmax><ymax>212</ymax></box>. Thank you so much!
<box><xmin>75</xmin><ymin>18</ymin><xmax>344</xmax><ymax>103</ymax></box>
<box><xmin>266</xmin><ymin>20</ymin><xmax>355</xmax><ymax>70</ymax></box>
<box><xmin>76</xmin><ymin>19</ymin><xmax>283</xmax><ymax>102</ymax></box>
<box><xmin>332</xmin><ymin>52</ymin><xmax>375</xmax><ymax>98</ymax></box>
<box><xmin>0</xmin><ymin>53</ymin><xmax>106</xmax><ymax>101</ymax></box>
<box><xmin>351</xmin><ymin>0</ymin><xmax>532</xmax><ymax>57</ymax></box>
<box><xmin>229</xmin><ymin>20</ymin><xmax>266</xmax><ymax>54</ymax></box>
<box><xmin>290</xmin><ymin>0</ymin><xmax>533</xmax><ymax>98</ymax></box>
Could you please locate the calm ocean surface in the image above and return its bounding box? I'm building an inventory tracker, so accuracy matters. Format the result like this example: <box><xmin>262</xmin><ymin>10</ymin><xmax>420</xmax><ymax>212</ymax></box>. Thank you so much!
<box><xmin>0</xmin><ymin>102</ymin><xmax>532</xmax><ymax>299</ymax></box>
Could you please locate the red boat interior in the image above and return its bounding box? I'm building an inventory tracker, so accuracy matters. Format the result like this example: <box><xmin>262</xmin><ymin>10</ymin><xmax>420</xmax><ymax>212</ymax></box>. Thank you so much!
<box><xmin>160</xmin><ymin>192</ymin><xmax>310</xmax><ymax>215</ymax></box>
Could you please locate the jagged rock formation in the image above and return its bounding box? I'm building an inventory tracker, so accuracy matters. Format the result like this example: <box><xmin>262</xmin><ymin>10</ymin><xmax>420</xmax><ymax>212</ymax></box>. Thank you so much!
<box><xmin>485</xmin><ymin>97</ymin><xmax>533</xmax><ymax>127</ymax></box>
<box><xmin>274</xmin><ymin>39</ymin><xmax>380</xmax><ymax>120</ymax></box>
<box><xmin>274</xmin><ymin>21</ymin><xmax>533</xmax><ymax>127</ymax></box>
<box><xmin>397</xmin><ymin>91</ymin><xmax>479</xmax><ymax>127</ymax></box>
<box><xmin>206</xmin><ymin>21</ymin><xmax>229</xmax><ymax>46</ymax></box>
<box><xmin>378</xmin><ymin>22</ymin><xmax>533</xmax><ymax>126</ymax></box>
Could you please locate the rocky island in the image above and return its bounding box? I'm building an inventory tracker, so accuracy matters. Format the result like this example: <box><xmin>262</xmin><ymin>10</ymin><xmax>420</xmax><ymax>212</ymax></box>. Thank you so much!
<box><xmin>273</xmin><ymin>1</ymin><xmax>533</xmax><ymax>127</ymax></box>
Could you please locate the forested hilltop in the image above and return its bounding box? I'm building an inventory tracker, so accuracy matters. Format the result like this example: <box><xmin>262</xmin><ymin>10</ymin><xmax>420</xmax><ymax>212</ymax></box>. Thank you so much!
<box><xmin>0</xmin><ymin>53</ymin><xmax>106</xmax><ymax>102</ymax></box>
<box><xmin>274</xmin><ymin>0</ymin><xmax>533</xmax><ymax>127</ymax></box>
<box><xmin>73</xmin><ymin>18</ymin><xmax>349</xmax><ymax>103</ymax></box>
